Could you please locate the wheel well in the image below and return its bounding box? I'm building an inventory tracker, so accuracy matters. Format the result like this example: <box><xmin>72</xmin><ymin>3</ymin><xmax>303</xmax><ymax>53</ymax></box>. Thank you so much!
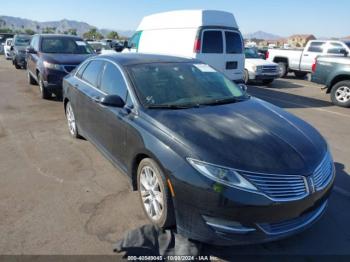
<box><xmin>273</xmin><ymin>57</ymin><xmax>289</xmax><ymax>67</ymax></box>
<box><xmin>63</xmin><ymin>98</ymin><xmax>69</xmax><ymax>113</ymax></box>
<box><xmin>131</xmin><ymin>153</ymin><xmax>150</xmax><ymax>191</ymax></box>
<box><xmin>328</xmin><ymin>75</ymin><xmax>350</xmax><ymax>93</ymax></box>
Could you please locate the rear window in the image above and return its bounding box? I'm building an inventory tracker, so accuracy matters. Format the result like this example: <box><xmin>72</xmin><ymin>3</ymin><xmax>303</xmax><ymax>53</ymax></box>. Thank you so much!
<box><xmin>307</xmin><ymin>42</ymin><xmax>325</xmax><ymax>53</ymax></box>
<box><xmin>202</xmin><ymin>30</ymin><xmax>223</xmax><ymax>54</ymax></box>
<box><xmin>225</xmin><ymin>31</ymin><xmax>243</xmax><ymax>54</ymax></box>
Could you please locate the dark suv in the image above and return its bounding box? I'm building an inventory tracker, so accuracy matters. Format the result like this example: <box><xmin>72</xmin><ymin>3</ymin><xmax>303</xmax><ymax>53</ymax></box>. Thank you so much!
<box><xmin>26</xmin><ymin>34</ymin><xmax>95</xmax><ymax>99</ymax></box>
<box><xmin>12</xmin><ymin>34</ymin><xmax>32</xmax><ymax>69</ymax></box>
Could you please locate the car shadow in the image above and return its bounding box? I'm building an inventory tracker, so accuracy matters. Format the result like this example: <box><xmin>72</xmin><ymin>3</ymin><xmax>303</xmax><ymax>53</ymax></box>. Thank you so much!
<box><xmin>247</xmin><ymin>85</ymin><xmax>333</xmax><ymax>109</ymax></box>
<box><xmin>114</xmin><ymin>163</ymin><xmax>350</xmax><ymax>259</ymax></box>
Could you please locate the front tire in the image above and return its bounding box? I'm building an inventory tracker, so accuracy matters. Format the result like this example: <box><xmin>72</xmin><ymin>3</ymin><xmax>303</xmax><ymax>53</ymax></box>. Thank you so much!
<box><xmin>278</xmin><ymin>62</ymin><xmax>288</xmax><ymax>78</ymax></box>
<box><xmin>38</xmin><ymin>74</ymin><xmax>50</xmax><ymax>99</ymax></box>
<box><xmin>137</xmin><ymin>158</ymin><xmax>175</xmax><ymax>228</ymax></box>
<box><xmin>243</xmin><ymin>69</ymin><xmax>249</xmax><ymax>84</ymax></box>
<box><xmin>14</xmin><ymin>60</ymin><xmax>21</xmax><ymax>69</ymax></box>
<box><xmin>330</xmin><ymin>81</ymin><xmax>350</xmax><ymax>108</ymax></box>
<box><xmin>27</xmin><ymin>71</ymin><xmax>37</xmax><ymax>85</ymax></box>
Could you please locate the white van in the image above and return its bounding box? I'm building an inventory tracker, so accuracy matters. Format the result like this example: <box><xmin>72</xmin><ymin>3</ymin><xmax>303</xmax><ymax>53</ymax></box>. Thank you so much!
<box><xmin>124</xmin><ymin>10</ymin><xmax>245</xmax><ymax>82</ymax></box>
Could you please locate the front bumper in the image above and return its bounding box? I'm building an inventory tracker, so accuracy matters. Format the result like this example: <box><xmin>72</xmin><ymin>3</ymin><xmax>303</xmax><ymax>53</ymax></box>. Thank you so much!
<box><xmin>250</xmin><ymin>72</ymin><xmax>280</xmax><ymax>81</ymax></box>
<box><xmin>170</xmin><ymin>163</ymin><xmax>334</xmax><ymax>245</ymax></box>
<box><xmin>14</xmin><ymin>54</ymin><xmax>26</xmax><ymax>66</ymax></box>
<box><xmin>42</xmin><ymin>68</ymin><xmax>73</xmax><ymax>92</ymax></box>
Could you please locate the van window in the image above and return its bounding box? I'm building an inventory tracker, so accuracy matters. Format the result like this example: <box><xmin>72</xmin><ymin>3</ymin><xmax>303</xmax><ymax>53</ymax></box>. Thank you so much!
<box><xmin>327</xmin><ymin>43</ymin><xmax>346</xmax><ymax>54</ymax></box>
<box><xmin>202</xmin><ymin>31</ymin><xmax>223</xmax><ymax>54</ymax></box>
<box><xmin>225</xmin><ymin>31</ymin><xmax>243</xmax><ymax>54</ymax></box>
<box><xmin>129</xmin><ymin>31</ymin><xmax>142</xmax><ymax>50</ymax></box>
<box><xmin>307</xmin><ymin>42</ymin><xmax>325</xmax><ymax>53</ymax></box>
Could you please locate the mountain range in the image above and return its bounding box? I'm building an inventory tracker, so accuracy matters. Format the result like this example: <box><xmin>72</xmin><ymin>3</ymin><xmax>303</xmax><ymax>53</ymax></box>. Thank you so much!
<box><xmin>0</xmin><ymin>15</ymin><xmax>134</xmax><ymax>37</ymax></box>
<box><xmin>243</xmin><ymin>31</ymin><xmax>283</xmax><ymax>40</ymax></box>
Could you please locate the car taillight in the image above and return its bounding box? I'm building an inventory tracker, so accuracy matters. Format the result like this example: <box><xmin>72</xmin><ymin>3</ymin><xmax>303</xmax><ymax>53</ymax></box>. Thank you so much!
<box><xmin>193</xmin><ymin>38</ymin><xmax>201</xmax><ymax>53</ymax></box>
<box><xmin>266</xmin><ymin>50</ymin><xmax>269</xmax><ymax>59</ymax></box>
<box><xmin>312</xmin><ymin>59</ymin><xmax>317</xmax><ymax>73</ymax></box>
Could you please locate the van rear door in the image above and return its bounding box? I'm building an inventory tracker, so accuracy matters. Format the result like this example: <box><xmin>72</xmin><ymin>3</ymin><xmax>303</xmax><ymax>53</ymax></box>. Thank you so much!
<box><xmin>195</xmin><ymin>28</ymin><xmax>244</xmax><ymax>82</ymax></box>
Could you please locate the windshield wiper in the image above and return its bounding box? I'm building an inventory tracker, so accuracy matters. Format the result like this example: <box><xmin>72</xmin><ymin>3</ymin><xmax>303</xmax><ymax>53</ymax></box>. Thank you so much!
<box><xmin>201</xmin><ymin>97</ymin><xmax>246</xmax><ymax>106</ymax></box>
<box><xmin>147</xmin><ymin>104</ymin><xmax>198</xmax><ymax>109</ymax></box>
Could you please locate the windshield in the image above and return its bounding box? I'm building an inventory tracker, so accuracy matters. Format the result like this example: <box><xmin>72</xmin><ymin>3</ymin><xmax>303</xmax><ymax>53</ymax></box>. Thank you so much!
<box><xmin>244</xmin><ymin>48</ymin><xmax>260</xmax><ymax>58</ymax></box>
<box><xmin>41</xmin><ymin>38</ymin><xmax>94</xmax><ymax>54</ymax></box>
<box><xmin>344</xmin><ymin>42</ymin><xmax>350</xmax><ymax>49</ymax></box>
<box><xmin>128</xmin><ymin>62</ymin><xmax>247</xmax><ymax>108</ymax></box>
<box><xmin>14</xmin><ymin>36</ymin><xmax>31</xmax><ymax>46</ymax></box>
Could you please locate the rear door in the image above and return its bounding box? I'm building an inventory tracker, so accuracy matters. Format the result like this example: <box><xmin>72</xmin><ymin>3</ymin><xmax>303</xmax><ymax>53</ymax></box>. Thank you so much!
<box><xmin>196</xmin><ymin>28</ymin><xmax>244</xmax><ymax>81</ymax></box>
<box><xmin>300</xmin><ymin>41</ymin><xmax>326</xmax><ymax>72</ymax></box>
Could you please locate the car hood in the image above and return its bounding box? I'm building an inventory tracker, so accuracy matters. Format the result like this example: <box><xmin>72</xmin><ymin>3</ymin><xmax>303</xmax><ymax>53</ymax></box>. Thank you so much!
<box><xmin>246</xmin><ymin>58</ymin><xmax>278</xmax><ymax>67</ymax></box>
<box><xmin>146</xmin><ymin>98</ymin><xmax>327</xmax><ymax>175</ymax></box>
<box><xmin>40</xmin><ymin>53</ymin><xmax>95</xmax><ymax>65</ymax></box>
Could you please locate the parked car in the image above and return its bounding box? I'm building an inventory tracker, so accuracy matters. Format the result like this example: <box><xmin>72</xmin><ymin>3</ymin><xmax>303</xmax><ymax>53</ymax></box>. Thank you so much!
<box><xmin>63</xmin><ymin>53</ymin><xmax>334</xmax><ymax>245</ymax></box>
<box><xmin>123</xmin><ymin>10</ymin><xmax>245</xmax><ymax>83</ymax></box>
<box><xmin>87</xmin><ymin>41</ymin><xmax>116</xmax><ymax>55</ymax></box>
<box><xmin>11</xmin><ymin>34</ymin><xmax>32</xmax><ymax>69</ymax></box>
<box><xmin>311</xmin><ymin>55</ymin><xmax>350</xmax><ymax>107</ymax></box>
<box><xmin>4</xmin><ymin>38</ymin><xmax>13</xmax><ymax>59</ymax></box>
<box><xmin>244</xmin><ymin>47</ymin><xmax>279</xmax><ymax>85</ymax></box>
<box><xmin>266</xmin><ymin>40</ymin><xmax>350</xmax><ymax>78</ymax></box>
<box><xmin>26</xmin><ymin>34</ymin><xmax>95</xmax><ymax>99</ymax></box>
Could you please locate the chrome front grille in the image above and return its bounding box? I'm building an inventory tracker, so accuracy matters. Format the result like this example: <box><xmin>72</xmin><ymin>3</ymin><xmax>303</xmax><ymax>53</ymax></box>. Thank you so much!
<box><xmin>244</xmin><ymin>173</ymin><xmax>308</xmax><ymax>201</ymax></box>
<box><xmin>258</xmin><ymin>201</ymin><xmax>328</xmax><ymax>235</ymax></box>
<box><xmin>312</xmin><ymin>153</ymin><xmax>333</xmax><ymax>190</ymax></box>
<box><xmin>262</xmin><ymin>65</ymin><xmax>279</xmax><ymax>74</ymax></box>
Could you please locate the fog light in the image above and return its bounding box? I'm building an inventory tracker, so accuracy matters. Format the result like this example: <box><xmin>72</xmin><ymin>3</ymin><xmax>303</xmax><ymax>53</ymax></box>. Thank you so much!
<box><xmin>203</xmin><ymin>215</ymin><xmax>256</xmax><ymax>234</ymax></box>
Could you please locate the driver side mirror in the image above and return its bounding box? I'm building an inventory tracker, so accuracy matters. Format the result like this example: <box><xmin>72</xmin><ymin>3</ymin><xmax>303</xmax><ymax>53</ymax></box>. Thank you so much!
<box><xmin>26</xmin><ymin>47</ymin><xmax>36</xmax><ymax>54</ymax></box>
<box><xmin>99</xmin><ymin>94</ymin><xmax>125</xmax><ymax>107</ymax></box>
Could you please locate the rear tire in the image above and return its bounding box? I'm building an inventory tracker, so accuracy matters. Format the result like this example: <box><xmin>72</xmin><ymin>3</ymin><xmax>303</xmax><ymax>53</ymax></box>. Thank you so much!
<box><xmin>65</xmin><ymin>101</ymin><xmax>80</xmax><ymax>138</ymax></box>
<box><xmin>330</xmin><ymin>81</ymin><xmax>350</xmax><ymax>108</ymax></box>
<box><xmin>137</xmin><ymin>158</ymin><xmax>175</xmax><ymax>228</ymax></box>
<box><xmin>38</xmin><ymin>74</ymin><xmax>50</xmax><ymax>99</ymax></box>
<box><xmin>278</xmin><ymin>62</ymin><xmax>288</xmax><ymax>78</ymax></box>
<box><xmin>294</xmin><ymin>71</ymin><xmax>307</xmax><ymax>79</ymax></box>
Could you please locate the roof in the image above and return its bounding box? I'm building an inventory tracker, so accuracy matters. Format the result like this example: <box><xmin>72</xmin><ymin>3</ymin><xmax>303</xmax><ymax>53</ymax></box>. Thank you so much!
<box><xmin>137</xmin><ymin>9</ymin><xmax>238</xmax><ymax>31</ymax></box>
<box><xmin>97</xmin><ymin>53</ymin><xmax>196</xmax><ymax>66</ymax></box>
<box><xmin>35</xmin><ymin>34</ymin><xmax>82</xmax><ymax>39</ymax></box>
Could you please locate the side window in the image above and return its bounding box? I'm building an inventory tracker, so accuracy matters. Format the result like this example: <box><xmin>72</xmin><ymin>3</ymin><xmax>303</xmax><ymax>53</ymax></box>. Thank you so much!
<box><xmin>307</xmin><ymin>42</ymin><xmax>325</xmax><ymax>53</ymax></box>
<box><xmin>202</xmin><ymin>30</ymin><xmax>223</xmax><ymax>54</ymax></box>
<box><xmin>225</xmin><ymin>31</ymin><xmax>243</xmax><ymax>54</ymax></box>
<box><xmin>30</xmin><ymin>36</ymin><xmax>36</xmax><ymax>49</ymax></box>
<box><xmin>100</xmin><ymin>62</ymin><xmax>128</xmax><ymax>100</ymax></box>
<box><xmin>327</xmin><ymin>43</ymin><xmax>346</xmax><ymax>54</ymax></box>
<box><xmin>129</xmin><ymin>31</ymin><xmax>142</xmax><ymax>50</ymax></box>
<box><xmin>76</xmin><ymin>61</ymin><xmax>90</xmax><ymax>78</ymax></box>
<box><xmin>81</xmin><ymin>60</ymin><xmax>105</xmax><ymax>87</ymax></box>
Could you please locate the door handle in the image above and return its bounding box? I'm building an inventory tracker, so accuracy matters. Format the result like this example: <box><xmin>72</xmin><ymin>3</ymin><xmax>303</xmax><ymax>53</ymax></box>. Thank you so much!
<box><xmin>304</xmin><ymin>54</ymin><xmax>309</xmax><ymax>56</ymax></box>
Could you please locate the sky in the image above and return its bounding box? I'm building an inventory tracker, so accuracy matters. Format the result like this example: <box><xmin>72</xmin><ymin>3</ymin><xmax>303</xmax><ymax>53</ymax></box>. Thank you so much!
<box><xmin>1</xmin><ymin>0</ymin><xmax>349</xmax><ymax>37</ymax></box>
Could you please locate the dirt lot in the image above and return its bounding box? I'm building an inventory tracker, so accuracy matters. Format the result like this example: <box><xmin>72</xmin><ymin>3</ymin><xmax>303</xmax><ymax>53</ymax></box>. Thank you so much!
<box><xmin>0</xmin><ymin>56</ymin><xmax>349</xmax><ymax>258</ymax></box>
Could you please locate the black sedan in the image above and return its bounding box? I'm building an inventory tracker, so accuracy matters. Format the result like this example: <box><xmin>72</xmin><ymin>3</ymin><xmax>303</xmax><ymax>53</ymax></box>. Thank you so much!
<box><xmin>62</xmin><ymin>54</ymin><xmax>335</xmax><ymax>245</ymax></box>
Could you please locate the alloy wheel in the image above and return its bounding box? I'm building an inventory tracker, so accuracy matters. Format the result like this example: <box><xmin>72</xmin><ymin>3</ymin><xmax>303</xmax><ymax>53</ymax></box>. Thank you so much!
<box><xmin>139</xmin><ymin>165</ymin><xmax>164</xmax><ymax>221</ymax></box>
<box><xmin>335</xmin><ymin>86</ymin><xmax>350</xmax><ymax>103</ymax></box>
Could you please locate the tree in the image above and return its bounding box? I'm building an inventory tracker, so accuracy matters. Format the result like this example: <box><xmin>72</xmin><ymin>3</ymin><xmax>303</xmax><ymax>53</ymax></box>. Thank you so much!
<box><xmin>25</xmin><ymin>29</ymin><xmax>36</xmax><ymax>35</ymax></box>
<box><xmin>107</xmin><ymin>31</ymin><xmax>119</xmax><ymax>40</ymax></box>
<box><xmin>67</xmin><ymin>28</ymin><xmax>77</xmax><ymax>36</ymax></box>
<box><xmin>0</xmin><ymin>28</ymin><xmax>13</xmax><ymax>33</ymax></box>
<box><xmin>83</xmin><ymin>28</ymin><xmax>103</xmax><ymax>40</ymax></box>
<box><xmin>42</xmin><ymin>27</ymin><xmax>56</xmax><ymax>34</ymax></box>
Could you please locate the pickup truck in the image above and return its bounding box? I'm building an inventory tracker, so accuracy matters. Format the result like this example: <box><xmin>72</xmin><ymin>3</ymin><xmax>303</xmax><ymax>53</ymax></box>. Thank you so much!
<box><xmin>311</xmin><ymin>55</ymin><xmax>350</xmax><ymax>108</ymax></box>
<box><xmin>267</xmin><ymin>40</ymin><xmax>350</xmax><ymax>78</ymax></box>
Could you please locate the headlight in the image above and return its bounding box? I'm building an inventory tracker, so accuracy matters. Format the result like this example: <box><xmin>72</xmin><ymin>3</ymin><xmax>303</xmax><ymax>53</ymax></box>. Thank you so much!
<box><xmin>187</xmin><ymin>158</ymin><xmax>257</xmax><ymax>191</ymax></box>
<box><xmin>43</xmin><ymin>61</ymin><xmax>63</xmax><ymax>70</ymax></box>
<box><xmin>252</xmin><ymin>65</ymin><xmax>263</xmax><ymax>73</ymax></box>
